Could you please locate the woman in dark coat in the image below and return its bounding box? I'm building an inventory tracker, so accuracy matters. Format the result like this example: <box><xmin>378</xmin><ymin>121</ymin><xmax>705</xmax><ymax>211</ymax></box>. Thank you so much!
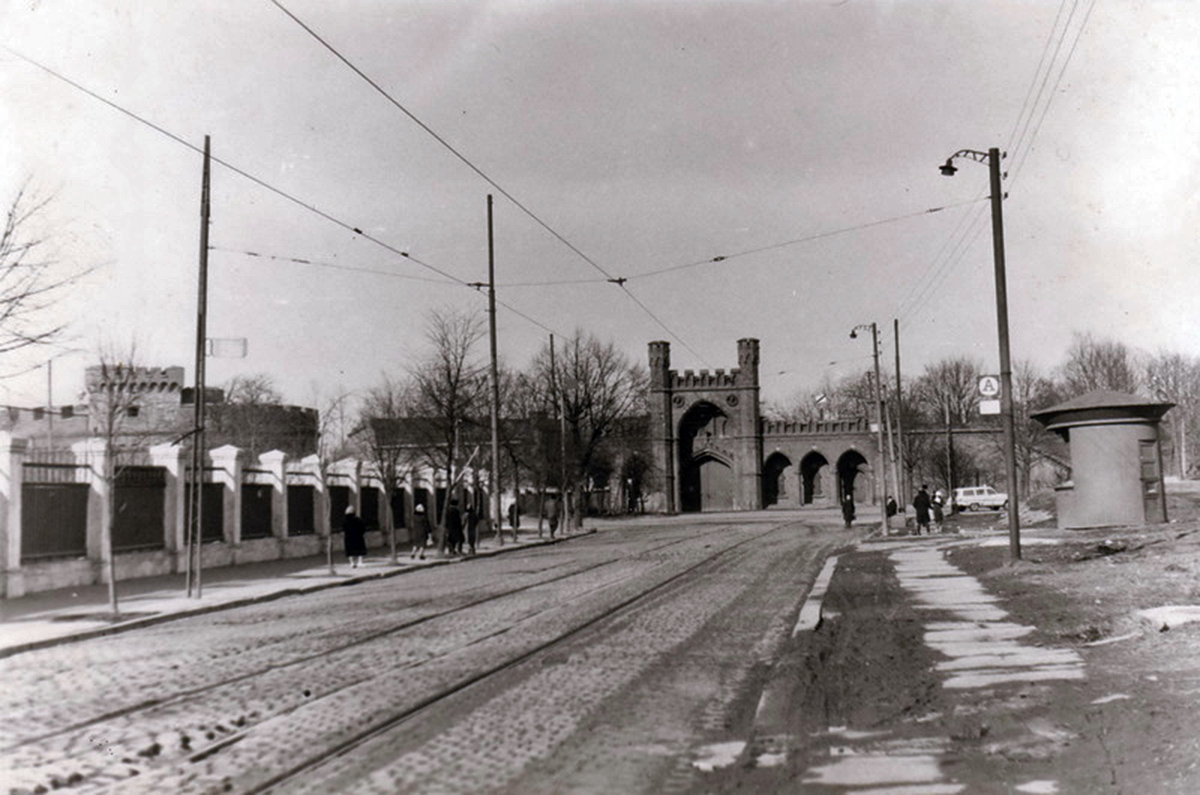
<box><xmin>841</xmin><ymin>493</ymin><xmax>856</xmax><ymax>528</ymax></box>
<box><xmin>342</xmin><ymin>506</ymin><xmax>368</xmax><ymax>568</ymax></box>
<box><xmin>409</xmin><ymin>504</ymin><xmax>432</xmax><ymax>560</ymax></box>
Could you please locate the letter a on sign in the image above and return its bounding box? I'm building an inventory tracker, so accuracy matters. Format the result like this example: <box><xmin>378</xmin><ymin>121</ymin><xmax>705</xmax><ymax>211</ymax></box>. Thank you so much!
<box><xmin>978</xmin><ymin>375</ymin><xmax>1000</xmax><ymax>398</ymax></box>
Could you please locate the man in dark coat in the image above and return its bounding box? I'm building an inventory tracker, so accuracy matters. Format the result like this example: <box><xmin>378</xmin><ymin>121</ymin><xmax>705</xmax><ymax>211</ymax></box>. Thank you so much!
<box><xmin>841</xmin><ymin>493</ymin><xmax>856</xmax><ymax>528</ymax></box>
<box><xmin>464</xmin><ymin>504</ymin><xmax>479</xmax><ymax>555</ymax></box>
<box><xmin>445</xmin><ymin>499</ymin><xmax>464</xmax><ymax>555</ymax></box>
<box><xmin>342</xmin><ymin>506</ymin><xmax>368</xmax><ymax>568</ymax></box>
<box><xmin>410</xmin><ymin>504</ymin><xmax>432</xmax><ymax>560</ymax></box>
<box><xmin>913</xmin><ymin>485</ymin><xmax>932</xmax><ymax>535</ymax></box>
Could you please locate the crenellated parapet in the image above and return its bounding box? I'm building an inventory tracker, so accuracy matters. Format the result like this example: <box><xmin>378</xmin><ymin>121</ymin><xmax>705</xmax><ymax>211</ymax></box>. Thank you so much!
<box><xmin>762</xmin><ymin>417</ymin><xmax>870</xmax><ymax>437</ymax></box>
<box><xmin>671</xmin><ymin>368</ymin><xmax>741</xmax><ymax>390</ymax></box>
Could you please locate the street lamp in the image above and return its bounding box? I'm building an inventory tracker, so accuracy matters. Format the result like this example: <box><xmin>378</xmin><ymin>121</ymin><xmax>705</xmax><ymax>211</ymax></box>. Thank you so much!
<box><xmin>939</xmin><ymin>146</ymin><xmax>1021</xmax><ymax>561</ymax></box>
<box><xmin>851</xmin><ymin>322</ymin><xmax>889</xmax><ymax>535</ymax></box>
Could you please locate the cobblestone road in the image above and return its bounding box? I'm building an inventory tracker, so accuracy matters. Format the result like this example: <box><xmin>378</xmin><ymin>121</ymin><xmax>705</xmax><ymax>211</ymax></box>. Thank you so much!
<box><xmin>1</xmin><ymin>517</ymin><xmax>847</xmax><ymax>794</ymax></box>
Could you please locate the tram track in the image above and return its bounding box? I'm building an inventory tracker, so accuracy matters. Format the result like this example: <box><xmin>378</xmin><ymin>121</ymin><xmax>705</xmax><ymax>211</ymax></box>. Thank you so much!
<box><xmin>1</xmin><ymin>523</ymin><xmax>785</xmax><ymax>792</ymax></box>
<box><xmin>246</xmin><ymin>522</ymin><xmax>791</xmax><ymax>794</ymax></box>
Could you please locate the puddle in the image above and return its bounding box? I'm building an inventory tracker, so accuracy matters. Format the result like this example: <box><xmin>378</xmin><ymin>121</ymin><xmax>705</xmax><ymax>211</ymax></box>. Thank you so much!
<box><xmin>692</xmin><ymin>740</ymin><xmax>745</xmax><ymax>772</ymax></box>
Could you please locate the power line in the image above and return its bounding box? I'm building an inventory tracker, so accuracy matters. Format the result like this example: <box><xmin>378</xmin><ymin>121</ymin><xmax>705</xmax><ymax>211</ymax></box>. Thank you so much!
<box><xmin>4</xmin><ymin>46</ymin><xmax>578</xmax><ymax>341</ymax></box>
<box><xmin>210</xmin><ymin>246</ymin><xmax>457</xmax><ymax>284</ymax></box>
<box><xmin>268</xmin><ymin>0</ymin><xmax>713</xmax><ymax>365</ymax></box>
<box><xmin>629</xmin><ymin>200</ymin><xmax>985</xmax><ymax>281</ymax></box>
<box><xmin>268</xmin><ymin>0</ymin><xmax>621</xmax><ymax>284</ymax></box>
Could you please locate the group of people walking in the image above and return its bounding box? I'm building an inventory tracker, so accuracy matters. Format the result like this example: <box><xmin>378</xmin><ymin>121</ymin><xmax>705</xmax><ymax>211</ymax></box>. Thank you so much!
<box><xmin>840</xmin><ymin>484</ymin><xmax>947</xmax><ymax>535</ymax></box>
<box><xmin>408</xmin><ymin>499</ymin><xmax>480</xmax><ymax>559</ymax></box>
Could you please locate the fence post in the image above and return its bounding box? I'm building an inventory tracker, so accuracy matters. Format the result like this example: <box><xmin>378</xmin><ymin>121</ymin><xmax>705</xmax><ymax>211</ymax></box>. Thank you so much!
<box><xmin>210</xmin><ymin>445</ymin><xmax>243</xmax><ymax>558</ymax></box>
<box><xmin>303</xmin><ymin>454</ymin><xmax>329</xmax><ymax>537</ymax></box>
<box><xmin>149</xmin><ymin>443</ymin><xmax>187</xmax><ymax>572</ymax></box>
<box><xmin>0</xmin><ymin>433</ymin><xmax>28</xmax><ymax>598</ymax></box>
<box><xmin>260</xmin><ymin>450</ymin><xmax>288</xmax><ymax>554</ymax></box>
<box><xmin>73</xmin><ymin>438</ymin><xmax>109</xmax><ymax>584</ymax></box>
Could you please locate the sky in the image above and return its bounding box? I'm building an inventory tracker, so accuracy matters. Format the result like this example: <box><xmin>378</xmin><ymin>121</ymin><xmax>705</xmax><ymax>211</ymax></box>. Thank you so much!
<box><xmin>0</xmin><ymin>0</ymin><xmax>1197</xmax><ymax>414</ymax></box>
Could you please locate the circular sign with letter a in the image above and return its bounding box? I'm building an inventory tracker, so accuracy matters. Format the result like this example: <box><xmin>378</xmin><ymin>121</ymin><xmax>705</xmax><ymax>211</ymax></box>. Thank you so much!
<box><xmin>978</xmin><ymin>375</ymin><xmax>1000</xmax><ymax>398</ymax></box>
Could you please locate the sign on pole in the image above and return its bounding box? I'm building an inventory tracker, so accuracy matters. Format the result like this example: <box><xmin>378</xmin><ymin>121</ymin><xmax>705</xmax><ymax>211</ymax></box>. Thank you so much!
<box><xmin>206</xmin><ymin>338</ymin><xmax>248</xmax><ymax>358</ymax></box>
<box><xmin>978</xmin><ymin>374</ymin><xmax>1000</xmax><ymax>398</ymax></box>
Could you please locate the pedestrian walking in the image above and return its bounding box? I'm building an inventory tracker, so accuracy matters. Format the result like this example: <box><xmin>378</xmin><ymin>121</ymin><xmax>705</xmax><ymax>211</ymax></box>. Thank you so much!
<box><xmin>446</xmin><ymin>499</ymin><xmax>464</xmax><ymax>555</ymax></box>
<box><xmin>507</xmin><ymin>501</ymin><xmax>520</xmax><ymax>531</ymax></box>
<box><xmin>545</xmin><ymin>494</ymin><xmax>560</xmax><ymax>539</ymax></box>
<box><xmin>913</xmin><ymin>485</ymin><xmax>932</xmax><ymax>535</ymax></box>
<box><xmin>932</xmin><ymin>489</ymin><xmax>946</xmax><ymax>532</ymax></box>
<box><xmin>886</xmin><ymin>495</ymin><xmax>898</xmax><ymax>518</ymax></box>
<box><xmin>342</xmin><ymin>506</ymin><xmax>367</xmax><ymax>568</ymax></box>
<box><xmin>464</xmin><ymin>504</ymin><xmax>479</xmax><ymax>555</ymax></box>
<box><xmin>841</xmin><ymin>492</ymin><xmax>856</xmax><ymax>528</ymax></box>
<box><xmin>410</xmin><ymin>503</ymin><xmax>431</xmax><ymax>560</ymax></box>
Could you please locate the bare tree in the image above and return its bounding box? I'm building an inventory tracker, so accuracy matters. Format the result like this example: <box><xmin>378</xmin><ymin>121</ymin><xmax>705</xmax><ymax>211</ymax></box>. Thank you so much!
<box><xmin>1060</xmin><ymin>332</ymin><xmax>1141</xmax><ymax>395</ymax></box>
<box><xmin>89</xmin><ymin>340</ymin><xmax>145</xmax><ymax>617</ymax></box>
<box><xmin>356</xmin><ymin>375</ymin><xmax>413</xmax><ymax>563</ymax></box>
<box><xmin>408</xmin><ymin>308</ymin><xmax>488</xmax><ymax>542</ymax></box>
<box><xmin>986</xmin><ymin>359</ymin><xmax>1066</xmax><ymax>496</ymax></box>
<box><xmin>530</xmin><ymin>330</ymin><xmax>646</xmax><ymax>527</ymax></box>
<box><xmin>0</xmin><ymin>183</ymin><xmax>88</xmax><ymax>359</ymax></box>
<box><xmin>1145</xmin><ymin>350</ymin><xmax>1200</xmax><ymax>478</ymax></box>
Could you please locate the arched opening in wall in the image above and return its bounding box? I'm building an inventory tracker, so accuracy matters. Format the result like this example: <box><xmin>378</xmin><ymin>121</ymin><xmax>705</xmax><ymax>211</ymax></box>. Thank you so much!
<box><xmin>800</xmin><ymin>451</ymin><xmax>830</xmax><ymax>505</ymax></box>
<box><xmin>678</xmin><ymin>401</ymin><xmax>732</xmax><ymax>513</ymax></box>
<box><xmin>763</xmin><ymin>452</ymin><xmax>794</xmax><ymax>508</ymax></box>
<box><xmin>837</xmin><ymin>450</ymin><xmax>870</xmax><ymax>507</ymax></box>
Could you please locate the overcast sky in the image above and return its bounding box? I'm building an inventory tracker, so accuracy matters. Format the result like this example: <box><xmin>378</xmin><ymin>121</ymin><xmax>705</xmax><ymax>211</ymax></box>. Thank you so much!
<box><xmin>1</xmin><ymin>0</ymin><xmax>1196</xmax><ymax>412</ymax></box>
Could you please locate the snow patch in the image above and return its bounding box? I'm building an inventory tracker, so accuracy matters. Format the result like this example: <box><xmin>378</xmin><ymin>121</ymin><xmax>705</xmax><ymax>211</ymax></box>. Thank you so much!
<box><xmin>691</xmin><ymin>741</ymin><xmax>745</xmax><ymax>772</ymax></box>
<box><xmin>1136</xmin><ymin>605</ymin><xmax>1200</xmax><ymax>629</ymax></box>
<box><xmin>1090</xmin><ymin>693</ymin><xmax>1131</xmax><ymax>705</ymax></box>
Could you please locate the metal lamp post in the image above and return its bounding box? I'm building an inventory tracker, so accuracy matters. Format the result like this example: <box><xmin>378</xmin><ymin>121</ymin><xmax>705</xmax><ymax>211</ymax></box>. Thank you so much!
<box><xmin>939</xmin><ymin>147</ymin><xmax>1021</xmax><ymax>561</ymax></box>
<box><xmin>851</xmin><ymin>322</ymin><xmax>888</xmax><ymax>535</ymax></box>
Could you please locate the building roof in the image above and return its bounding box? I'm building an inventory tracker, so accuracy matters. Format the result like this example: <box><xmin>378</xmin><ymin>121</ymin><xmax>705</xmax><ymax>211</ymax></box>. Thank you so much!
<box><xmin>1031</xmin><ymin>390</ymin><xmax>1174</xmax><ymax>429</ymax></box>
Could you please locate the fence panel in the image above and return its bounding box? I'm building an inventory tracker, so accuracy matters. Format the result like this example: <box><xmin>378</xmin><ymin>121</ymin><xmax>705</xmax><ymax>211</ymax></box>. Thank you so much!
<box><xmin>328</xmin><ymin>485</ymin><xmax>350</xmax><ymax>533</ymax></box>
<box><xmin>241</xmin><ymin>484</ymin><xmax>273</xmax><ymax>539</ymax></box>
<box><xmin>184</xmin><ymin>482</ymin><xmax>224</xmax><ymax>543</ymax></box>
<box><xmin>21</xmin><ymin>482</ymin><xmax>89</xmax><ymax>561</ymax></box>
<box><xmin>361</xmin><ymin>487</ymin><xmax>380</xmax><ymax>531</ymax></box>
<box><xmin>113</xmin><ymin>466</ymin><xmax>166</xmax><ymax>551</ymax></box>
<box><xmin>287</xmin><ymin>485</ymin><xmax>315</xmax><ymax>536</ymax></box>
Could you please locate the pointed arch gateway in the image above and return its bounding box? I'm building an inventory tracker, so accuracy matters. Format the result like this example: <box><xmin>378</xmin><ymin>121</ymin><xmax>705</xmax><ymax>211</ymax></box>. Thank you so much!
<box><xmin>678</xmin><ymin>401</ymin><xmax>735</xmax><ymax>513</ymax></box>
<box><xmin>800</xmin><ymin>451</ymin><xmax>830</xmax><ymax>505</ymax></box>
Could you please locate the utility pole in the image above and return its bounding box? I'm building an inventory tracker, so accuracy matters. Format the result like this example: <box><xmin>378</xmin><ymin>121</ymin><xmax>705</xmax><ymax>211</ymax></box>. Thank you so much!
<box><xmin>852</xmin><ymin>322</ymin><xmax>888</xmax><ymax>534</ymax></box>
<box><xmin>945</xmin><ymin>397</ymin><xmax>956</xmax><ymax>501</ymax></box>
<box><xmin>893</xmin><ymin>319</ymin><xmax>906</xmax><ymax>505</ymax></box>
<box><xmin>486</xmin><ymin>195</ymin><xmax>504</xmax><ymax>546</ymax></box>
<box><xmin>187</xmin><ymin>134</ymin><xmax>211</xmax><ymax>598</ymax></box>
<box><xmin>870</xmin><ymin>325</ymin><xmax>887</xmax><ymax>534</ymax></box>
<box><xmin>940</xmin><ymin>146</ymin><xmax>1020</xmax><ymax>560</ymax></box>
<box><xmin>549</xmin><ymin>333</ymin><xmax>569</xmax><ymax>534</ymax></box>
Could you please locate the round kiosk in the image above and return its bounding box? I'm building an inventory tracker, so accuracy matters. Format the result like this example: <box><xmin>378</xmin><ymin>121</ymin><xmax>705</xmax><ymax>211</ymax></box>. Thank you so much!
<box><xmin>1031</xmin><ymin>390</ymin><xmax>1173</xmax><ymax>529</ymax></box>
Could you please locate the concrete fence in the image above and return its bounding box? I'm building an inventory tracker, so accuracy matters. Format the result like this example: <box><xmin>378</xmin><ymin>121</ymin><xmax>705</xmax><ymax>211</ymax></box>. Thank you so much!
<box><xmin>0</xmin><ymin>432</ymin><xmax>475</xmax><ymax>598</ymax></box>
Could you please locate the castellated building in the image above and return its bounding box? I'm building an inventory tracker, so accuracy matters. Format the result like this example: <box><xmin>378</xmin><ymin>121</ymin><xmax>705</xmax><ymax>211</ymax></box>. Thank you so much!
<box><xmin>648</xmin><ymin>339</ymin><xmax>883</xmax><ymax>513</ymax></box>
<box><xmin>2</xmin><ymin>365</ymin><xmax>317</xmax><ymax>457</ymax></box>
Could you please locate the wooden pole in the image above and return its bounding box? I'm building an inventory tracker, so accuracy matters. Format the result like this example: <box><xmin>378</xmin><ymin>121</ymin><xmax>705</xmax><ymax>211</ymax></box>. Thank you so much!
<box><xmin>486</xmin><ymin>196</ymin><xmax>504</xmax><ymax>545</ymax></box>
<box><xmin>188</xmin><ymin>135</ymin><xmax>211</xmax><ymax>598</ymax></box>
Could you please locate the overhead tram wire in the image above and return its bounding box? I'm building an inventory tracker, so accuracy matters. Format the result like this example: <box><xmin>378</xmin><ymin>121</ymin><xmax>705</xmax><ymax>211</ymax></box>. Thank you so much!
<box><xmin>210</xmin><ymin>246</ymin><xmax>458</xmax><ymax>284</ymax></box>
<box><xmin>4</xmin><ymin>45</ymin><xmax>570</xmax><ymax>339</ymax></box>
<box><xmin>1008</xmin><ymin>0</ymin><xmax>1098</xmax><ymax>189</ymax></box>
<box><xmin>1008</xmin><ymin>0</ymin><xmax>1082</xmax><ymax>174</ymax></box>
<box><xmin>891</xmin><ymin>1</ymin><xmax>1079</xmax><ymax>332</ymax></box>
<box><xmin>268</xmin><ymin>0</ymin><xmax>619</xmax><ymax>286</ymax></box>
<box><xmin>268</xmin><ymin>1</ymin><xmax>713</xmax><ymax>367</ymax></box>
<box><xmin>490</xmin><ymin>199</ymin><xmax>987</xmax><ymax>289</ymax></box>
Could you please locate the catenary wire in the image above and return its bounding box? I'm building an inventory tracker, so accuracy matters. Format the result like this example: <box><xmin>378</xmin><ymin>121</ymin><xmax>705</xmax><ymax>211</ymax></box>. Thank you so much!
<box><xmin>3</xmin><ymin>45</ymin><xmax>578</xmax><ymax>342</ymax></box>
<box><xmin>1009</xmin><ymin>0</ymin><xmax>1098</xmax><ymax>188</ymax></box>
<box><xmin>266</xmin><ymin>1</ymin><xmax>714</xmax><ymax>367</ymax></box>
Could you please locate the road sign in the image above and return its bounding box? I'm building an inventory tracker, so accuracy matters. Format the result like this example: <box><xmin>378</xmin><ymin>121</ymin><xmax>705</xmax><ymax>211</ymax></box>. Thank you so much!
<box><xmin>980</xmin><ymin>399</ymin><xmax>1001</xmax><ymax>415</ymax></box>
<box><xmin>978</xmin><ymin>374</ymin><xmax>1000</xmax><ymax>398</ymax></box>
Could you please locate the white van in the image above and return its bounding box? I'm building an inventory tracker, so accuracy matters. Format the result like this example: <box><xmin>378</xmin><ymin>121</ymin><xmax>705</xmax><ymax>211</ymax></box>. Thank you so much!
<box><xmin>952</xmin><ymin>485</ymin><xmax>1008</xmax><ymax>512</ymax></box>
